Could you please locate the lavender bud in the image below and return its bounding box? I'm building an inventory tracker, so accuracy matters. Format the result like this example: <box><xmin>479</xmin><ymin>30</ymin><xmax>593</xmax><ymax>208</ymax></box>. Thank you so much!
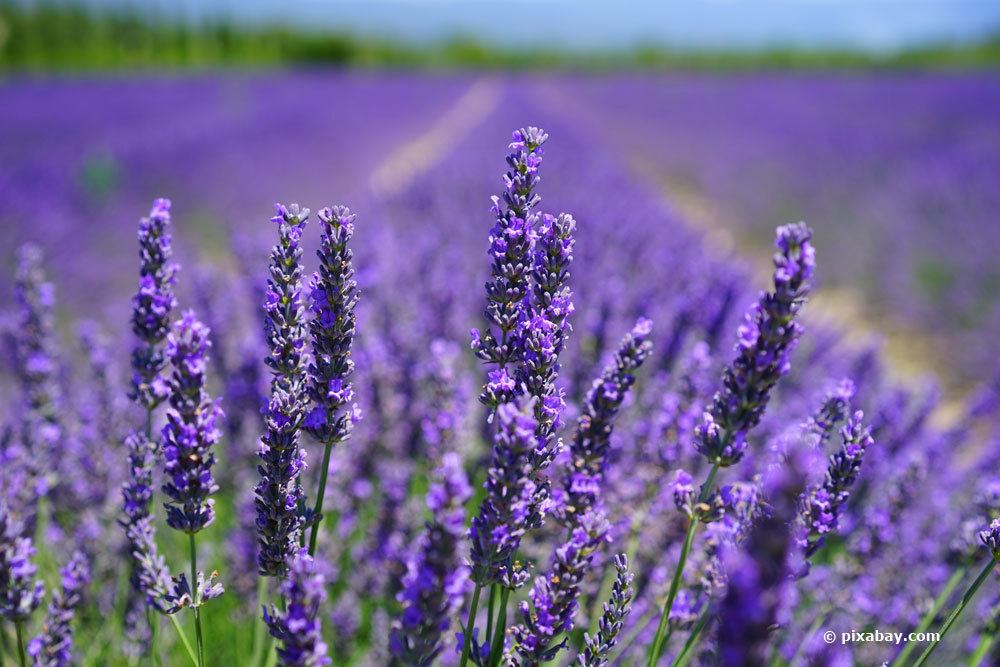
<box><xmin>696</xmin><ymin>223</ymin><xmax>815</xmax><ymax>467</ymax></box>
<box><xmin>27</xmin><ymin>550</ymin><xmax>90</xmax><ymax>667</ymax></box>
<box><xmin>980</xmin><ymin>518</ymin><xmax>1000</xmax><ymax>558</ymax></box>
<box><xmin>264</xmin><ymin>550</ymin><xmax>331</xmax><ymax>667</ymax></box>
<box><xmin>0</xmin><ymin>503</ymin><xmax>45</xmax><ymax>622</ymax></box>
<box><xmin>161</xmin><ymin>311</ymin><xmax>222</xmax><ymax>534</ymax></box>
<box><xmin>470</xmin><ymin>129</ymin><xmax>548</xmax><ymax>394</ymax></box>
<box><xmin>507</xmin><ymin>511</ymin><xmax>610</xmax><ymax>664</ymax></box>
<box><xmin>469</xmin><ymin>401</ymin><xmax>540</xmax><ymax>589</ymax></box>
<box><xmin>120</xmin><ymin>432</ymin><xmax>174</xmax><ymax>613</ymax></box>
<box><xmin>256</xmin><ymin>204</ymin><xmax>310</xmax><ymax>577</ymax></box>
<box><xmin>130</xmin><ymin>199</ymin><xmax>179</xmax><ymax>409</ymax></box>
<box><xmin>576</xmin><ymin>554</ymin><xmax>635</xmax><ymax>667</ymax></box>
<box><xmin>799</xmin><ymin>410</ymin><xmax>873</xmax><ymax>559</ymax></box>
<box><xmin>304</xmin><ymin>206</ymin><xmax>360</xmax><ymax>448</ymax></box>
<box><xmin>558</xmin><ymin>318</ymin><xmax>653</xmax><ymax>521</ymax></box>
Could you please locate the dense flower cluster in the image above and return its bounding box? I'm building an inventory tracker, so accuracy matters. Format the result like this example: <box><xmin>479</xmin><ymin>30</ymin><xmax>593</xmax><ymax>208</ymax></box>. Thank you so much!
<box><xmin>2</xmin><ymin>112</ymin><xmax>999</xmax><ymax>667</ymax></box>
<box><xmin>0</xmin><ymin>504</ymin><xmax>44</xmax><ymax>622</ymax></box>
<box><xmin>264</xmin><ymin>550</ymin><xmax>331</xmax><ymax>667</ymax></box>
<box><xmin>303</xmin><ymin>206</ymin><xmax>360</xmax><ymax>447</ymax></box>
<box><xmin>256</xmin><ymin>203</ymin><xmax>310</xmax><ymax>576</ymax></box>
<box><xmin>507</xmin><ymin>511</ymin><xmax>610</xmax><ymax>664</ymax></box>
<box><xmin>556</xmin><ymin>318</ymin><xmax>653</xmax><ymax>522</ymax></box>
<box><xmin>161</xmin><ymin>311</ymin><xmax>223</xmax><ymax>534</ymax></box>
<box><xmin>799</xmin><ymin>410</ymin><xmax>874</xmax><ymax>558</ymax></box>
<box><xmin>129</xmin><ymin>198</ymin><xmax>178</xmax><ymax>409</ymax></box>
<box><xmin>696</xmin><ymin>222</ymin><xmax>815</xmax><ymax>467</ymax></box>
<box><xmin>577</xmin><ymin>554</ymin><xmax>635</xmax><ymax>667</ymax></box>
<box><xmin>28</xmin><ymin>550</ymin><xmax>90</xmax><ymax>667</ymax></box>
<box><xmin>469</xmin><ymin>401</ymin><xmax>540</xmax><ymax>589</ymax></box>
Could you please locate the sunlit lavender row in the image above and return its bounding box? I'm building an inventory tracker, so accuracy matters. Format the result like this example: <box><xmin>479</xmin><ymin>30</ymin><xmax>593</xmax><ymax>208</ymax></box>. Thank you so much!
<box><xmin>2</xmin><ymin>93</ymin><xmax>1000</xmax><ymax>667</ymax></box>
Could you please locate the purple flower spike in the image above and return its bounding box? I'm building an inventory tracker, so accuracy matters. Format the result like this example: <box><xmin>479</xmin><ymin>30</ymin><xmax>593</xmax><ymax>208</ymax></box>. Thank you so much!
<box><xmin>28</xmin><ymin>550</ymin><xmax>90</xmax><ymax>667</ymax></box>
<box><xmin>576</xmin><ymin>554</ymin><xmax>635</xmax><ymax>667</ymax></box>
<box><xmin>469</xmin><ymin>400</ymin><xmax>541</xmax><ymax>589</ymax></box>
<box><xmin>0</xmin><ymin>504</ymin><xmax>45</xmax><ymax>622</ymax></box>
<box><xmin>471</xmin><ymin>128</ymin><xmax>549</xmax><ymax>406</ymax></box>
<box><xmin>264</xmin><ymin>550</ymin><xmax>331</xmax><ymax>667</ymax></box>
<box><xmin>799</xmin><ymin>410</ymin><xmax>874</xmax><ymax>560</ymax></box>
<box><xmin>557</xmin><ymin>319</ymin><xmax>653</xmax><ymax>522</ymax></box>
<box><xmin>256</xmin><ymin>203</ymin><xmax>310</xmax><ymax>576</ymax></box>
<box><xmin>507</xmin><ymin>511</ymin><xmax>610</xmax><ymax>664</ymax></box>
<box><xmin>161</xmin><ymin>311</ymin><xmax>222</xmax><ymax>534</ymax></box>
<box><xmin>130</xmin><ymin>198</ymin><xmax>179</xmax><ymax>409</ymax></box>
<box><xmin>696</xmin><ymin>222</ymin><xmax>815</xmax><ymax>467</ymax></box>
<box><xmin>120</xmin><ymin>432</ymin><xmax>175</xmax><ymax>614</ymax></box>
<box><xmin>390</xmin><ymin>453</ymin><xmax>472</xmax><ymax>665</ymax></box>
<box><xmin>304</xmin><ymin>206</ymin><xmax>359</xmax><ymax>448</ymax></box>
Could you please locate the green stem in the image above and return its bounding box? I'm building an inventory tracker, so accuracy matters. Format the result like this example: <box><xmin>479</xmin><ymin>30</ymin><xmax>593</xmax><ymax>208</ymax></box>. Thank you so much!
<box><xmin>673</xmin><ymin>606</ymin><xmax>713</xmax><ymax>667</ymax></box>
<box><xmin>969</xmin><ymin>633</ymin><xmax>995</xmax><ymax>667</ymax></box>
<box><xmin>914</xmin><ymin>556</ymin><xmax>998</xmax><ymax>667</ymax></box>
<box><xmin>150</xmin><ymin>608</ymin><xmax>162</xmax><ymax>667</ymax></box>
<box><xmin>251</xmin><ymin>577</ymin><xmax>268</xmax><ymax>667</ymax></box>
<box><xmin>307</xmin><ymin>441</ymin><xmax>335</xmax><ymax>556</ymax></box>
<box><xmin>168</xmin><ymin>615</ymin><xmax>199</xmax><ymax>667</ymax></box>
<box><xmin>647</xmin><ymin>463</ymin><xmax>719</xmax><ymax>666</ymax></box>
<box><xmin>14</xmin><ymin>622</ymin><xmax>26</xmax><ymax>667</ymax></box>
<box><xmin>189</xmin><ymin>533</ymin><xmax>205</xmax><ymax>667</ymax></box>
<box><xmin>891</xmin><ymin>565</ymin><xmax>967</xmax><ymax>667</ymax></box>
<box><xmin>488</xmin><ymin>587</ymin><xmax>511</xmax><ymax>667</ymax></box>
<box><xmin>485</xmin><ymin>585</ymin><xmax>497</xmax><ymax>653</ymax></box>
<box><xmin>459</xmin><ymin>583</ymin><xmax>483</xmax><ymax>667</ymax></box>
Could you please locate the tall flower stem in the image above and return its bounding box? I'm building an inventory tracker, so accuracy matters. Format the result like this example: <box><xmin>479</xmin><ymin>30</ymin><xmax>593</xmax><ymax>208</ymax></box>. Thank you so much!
<box><xmin>306</xmin><ymin>441</ymin><xmax>334</xmax><ymax>556</ymax></box>
<box><xmin>890</xmin><ymin>565</ymin><xmax>967</xmax><ymax>667</ymax></box>
<box><xmin>914</xmin><ymin>557</ymin><xmax>998</xmax><ymax>667</ymax></box>
<box><xmin>969</xmin><ymin>633</ymin><xmax>995</xmax><ymax>667</ymax></box>
<box><xmin>250</xmin><ymin>577</ymin><xmax>268</xmax><ymax>667</ymax></box>
<box><xmin>15</xmin><ymin>622</ymin><xmax>26</xmax><ymax>667</ymax></box>
<box><xmin>672</xmin><ymin>604</ymin><xmax>713</xmax><ymax>667</ymax></box>
<box><xmin>647</xmin><ymin>463</ymin><xmax>719</xmax><ymax>666</ymax></box>
<box><xmin>189</xmin><ymin>534</ymin><xmax>205</xmax><ymax>667</ymax></box>
<box><xmin>459</xmin><ymin>583</ymin><xmax>484</xmax><ymax>666</ymax></box>
<box><xmin>488</xmin><ymin>587</ymin><xmax>511</xmax><ymax>666</ymax></box>
<box><xmin>168</xmin><ymin>615</ymin><xmax>199</xmax><ymax>667</ymax></box>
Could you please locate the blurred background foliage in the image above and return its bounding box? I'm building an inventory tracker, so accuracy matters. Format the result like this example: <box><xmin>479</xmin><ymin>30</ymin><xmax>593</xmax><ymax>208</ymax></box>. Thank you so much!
<box><xmin>2</xmin><ymin>0</ymin><xmax>1000</xmax><ymax>72</ymax></box>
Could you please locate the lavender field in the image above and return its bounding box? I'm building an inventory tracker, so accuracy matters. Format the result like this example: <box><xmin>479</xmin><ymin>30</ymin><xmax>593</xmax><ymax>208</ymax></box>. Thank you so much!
<box><xmin>1</xmin><ymin>72</ymin><xmax>1000</xmax><ymax>667</ymax></box>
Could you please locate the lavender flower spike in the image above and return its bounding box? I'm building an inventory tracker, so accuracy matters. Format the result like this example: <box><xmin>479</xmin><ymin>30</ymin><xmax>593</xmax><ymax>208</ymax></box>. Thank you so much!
<box><xmin>264</xmin><ymin>550</ymin><xmax>331</xmax><ymax>667</ymax></box>
<box><xmin>130</xmin><ymin>198</ymin><xmax>179</xmax><ymax>409</ymax></box>
<box><xmin>557</xmin><ymin>318</ymin><xmax>653</xmax><ymax>522</ymax></box>
<box><xmin>162</xmin><ymin>311</ymin><xmax>223</xmax><ymax>534</ymax></box>
<box><xmin>303</xmin><ymin>205</ymin><xmax>360</xmax><ymax>553</ymax></box>
<box><xmin>799</xmin><ymin>410</ymin><xmax>873</xmax><ymax>559</ymax></box>
<box><xmin>576</xmin><ymin>554</ymin><xmax>635</xmax><ymax>667</ymax></box>
<box><xmin>519</xmin><ymin>211</ymin><xmax>576</xmax><ymax>443</ymax></box>
<box><xmin>256</xmin><ymin>203</ymin><xmax>310</xmax><ymax>576</ymax></box>
<box><xmin>506</xmin><ymin>511</ymin><xmax>610</xmax><ymax>665</ymax></box>
<box><xmin>469</xmin><ymin>400</ymin><xmax>540</xmax><ymax>590</ymax></box>
<box><xmin>120</xmin><ymin>432</ymin><xmax>175</xmax><ymax>613</ymax></box>
<box><xmin>28</xmin><ymin>551</ymin><xmax>90</xmax><ymax>667</ymax></box>
<box><xmin>696</xmin><ymin>222</ymin><xmax>815</xmax><ymax>467</ymax></box>
<box><xmin>0</xmin><ymin>503</ymin><xmax>44</xmax><ymax>622</ymax></box>
<box><xmin>390</xmin><ymin>452</ymin><xmax>472</xmax><ymax>665</ymax></box>
<box><xmin>471</xmin><ymin>128</ymin><xmax>548</xmax><ymax>408</ymax></box>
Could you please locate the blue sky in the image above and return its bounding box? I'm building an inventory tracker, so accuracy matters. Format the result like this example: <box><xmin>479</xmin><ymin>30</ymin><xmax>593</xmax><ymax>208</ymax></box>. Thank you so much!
<box><xmin>81</xmin><ymin>0</ymin><xmax>1000</xmax><ymax>51</ymax></box>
